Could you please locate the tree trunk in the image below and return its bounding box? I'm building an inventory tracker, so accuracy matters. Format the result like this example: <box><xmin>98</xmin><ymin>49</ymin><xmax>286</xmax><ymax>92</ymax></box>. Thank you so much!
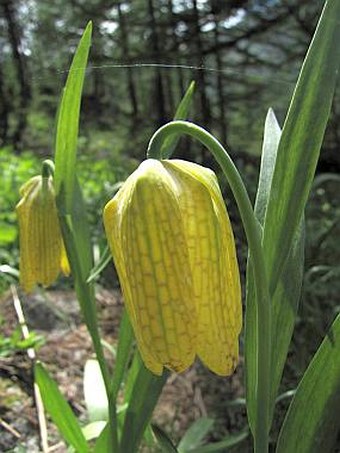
<box><xmin>147</xmin><ymin>0</ymin><xmax>167</xmax><ymax>127</ymax></box>
<box><xmin>192</xmin><ymin>0</ymin><xmax>211</xmax><ymax>127</ymax></box>
<box><xmin>212</xmin><ymin>7</ymin><xmax>228</xmax><ymax>145</ymax></box>
<box><xmin>192</xmin><ymin>0</ymin><xmax>211</xmax><ymax>162</ymax></box>
<box><xmin>0</xmin><ymin>58</ymin><xmax>10</xmax><ymax>145</ymax></box>
<box><xmin>117</xmin><ymin>1</ymin><xmax>139</xmax><ymax>120</ymax></box>
<box><xmin>2</xmin><ymin>0</ymin><xmax>31</xmax><ymax>149</ymax></box>
<box><xmin>167</xmin><ymin>0</ymin><xmax>185</xmax><ymax>96</ymax></box>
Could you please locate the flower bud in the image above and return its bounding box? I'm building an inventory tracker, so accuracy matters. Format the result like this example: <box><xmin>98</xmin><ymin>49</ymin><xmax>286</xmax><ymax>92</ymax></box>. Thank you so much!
<box><xmin>104</xmin><ymin>159</ymin><xmax>241</xmax><ymax>376</ymax></box>
<box><xmin>16</xmin><ymin>174</ymin><xmax>70</xmax><ymax>292</ymax></box>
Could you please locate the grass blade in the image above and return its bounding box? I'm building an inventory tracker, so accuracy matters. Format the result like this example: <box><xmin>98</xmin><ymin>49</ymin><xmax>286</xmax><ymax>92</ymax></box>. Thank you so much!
<box><xmin>35</xmin><ymin>362</ymin><xmax>89</xmax><ymax>453</ymax></box>
<box><xmin>276</xmin><ymin>314</ymin><xmax>340</xmax><ymax>453</ymax></box>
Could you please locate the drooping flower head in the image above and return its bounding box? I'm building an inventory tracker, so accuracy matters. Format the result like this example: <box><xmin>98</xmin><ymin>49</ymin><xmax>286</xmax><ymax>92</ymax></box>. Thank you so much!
<box><xmin>104</xmin><ymin>159</ymin><xmax>241</xmax><ymax>376</ymax></box>
<box><xmin>16</xmin><ymin>166</ymin><xmax>70</xmax><ymax>293</ymax></box>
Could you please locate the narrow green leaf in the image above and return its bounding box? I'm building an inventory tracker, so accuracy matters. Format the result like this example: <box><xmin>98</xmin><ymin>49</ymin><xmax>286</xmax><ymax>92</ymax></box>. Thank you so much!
<box><xmin>263</xmin><ymin>0</ymin><xmax>340</xmax><ymax>291</ymax></box>
<box><xmin>152</xmin><ymin>424</ymin><xmax>178</xmax><ymax>453</ymax></box>
<box><xmin>161</xmin><ymin>81</ymin><xmax>195</xmax><ymax>158</ymax></box>
<box><xmin>276</xmin><ymin>314</ymin><xmax>340</xmax><ymax>453</ymax></box>
<box><xmin>86</xmin><ymin>245</ymin><xmax>111</xmax><ymax>283</ymax></box>
<box><xmin>59</xmin><ymin>180</ymin><xmax>95</xmax><ymax>327</ymax></box>
<box><xmin>120</xmin><ymin>361</ymin><xmax>169</xmax><ymax>453</ymax></box>
<box><xmin>83</xmin><ymin>359</ymin><xmax>108</xmax><ymax>422</ymax></box>
<box><xmin>54</xmin><ymin>21</ymin><xmax>92</xmax><ymax>213</ymax></box>
<box><xmin>178</xmin><ymin>417</ymin><xmax>214</xmax><ymax>451</ymax></box>
<box><xmin>123</xmin><ymin>350</ymin><xmax>143</xmax><ymax>404</ymax></box>
<box><xmin>254</xmin><ymin>108</ymin><xmax>281</xmax><ymax>224</ymax></box>
<box><xmin>111</xmin><ymin>309</ymin><xmax>134</xmax><ymax>400</ymax></box>
<box><xmin>53</xmin><ymin>23</ymin><xmax>118</xmax><ymax>451</ymax></box>
<box><xmin>269</xmin><ymin>221</ymin><xmax>304</xmax><ymax>417</ymax></box>
<box><xmin>35</xmin><ymin>362</ymin><xmax>89</xmax><ymax>453</ymax></box>
<box><xmin>246</xmin><ymin>110</ymin><xmax>304</xmax><ymax>433</ymax></box>
<box><xmin>189</xmin><ymin>428</ymin><xmax>249</xmax><ymax>453</ymax></box>
<box><xmin>245</xmin><ymin>109</ymin><xmax>281</xmax><ymax>430</ymax></box>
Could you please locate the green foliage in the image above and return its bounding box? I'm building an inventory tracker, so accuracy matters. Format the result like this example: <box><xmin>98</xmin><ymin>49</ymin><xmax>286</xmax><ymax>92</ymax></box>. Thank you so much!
<box><xmin>54</xmin><ymin>21</ymin><xmax>92</xmax><ymax>211</ymax></box>
<box><xmin>276</xmin><ymin>314</ymin><xmax>340</xmax><ymax>453</ymax></box>
<box><xmin>245</xmin><ymin>0</ymin><xmax>340</xmax><ymax>443</ymax></box>
<box><xmin>3</xmin><ymin>3</ymin><xmax>340</xmax><ymax>453</ymax></box>
<box><xmin>0</xmin><ymin>318</ymin><xmax>44</xmax><ymax>358</ymax></box>
<box><xmin>35</xmin><ymin>362</ymin><xmax>89</xmax><ymax>453</ymax></box>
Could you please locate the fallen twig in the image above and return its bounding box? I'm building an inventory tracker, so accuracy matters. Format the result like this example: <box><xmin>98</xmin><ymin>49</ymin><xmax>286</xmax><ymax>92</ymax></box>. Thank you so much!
<box><xmin>11</xmin><ymin>284</ymin><xmax>49</xmax><ymax>453</ymax></box>
<box><xmin>0</xmin><ymin>417</ymin><xmax>21</xmax><ymax>439</ymax></box>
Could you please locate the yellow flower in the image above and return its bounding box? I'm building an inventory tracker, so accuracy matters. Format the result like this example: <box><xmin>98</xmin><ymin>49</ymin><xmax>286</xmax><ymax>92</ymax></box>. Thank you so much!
<box><xmin>103</xmin><ymin>159</ymin><xmax>241</xmax><ymax>376</ymax></box>
<box><xmin>16</xmin><ymin>174</ymin><xmax>70</xmax><ymax>293</ymax></box>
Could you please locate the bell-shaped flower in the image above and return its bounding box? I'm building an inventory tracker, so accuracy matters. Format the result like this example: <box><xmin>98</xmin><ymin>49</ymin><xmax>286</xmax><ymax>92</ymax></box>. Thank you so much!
<box><xmin>103</xmin><ymin>159</ymin><xmax>241</xmax><ymax>376</ymax></box>
<box><xmin>16</xmin><ymin>174</ymin><xmax>70</xmax><ymax>293</ymax></box>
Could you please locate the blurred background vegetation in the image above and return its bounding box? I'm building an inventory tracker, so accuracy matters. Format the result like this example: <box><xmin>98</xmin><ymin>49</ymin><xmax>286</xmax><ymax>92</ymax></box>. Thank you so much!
<box><xmin>0</xmin><ymin>0</ymin><xmax>340</xmax><ymax>449</ymax></box>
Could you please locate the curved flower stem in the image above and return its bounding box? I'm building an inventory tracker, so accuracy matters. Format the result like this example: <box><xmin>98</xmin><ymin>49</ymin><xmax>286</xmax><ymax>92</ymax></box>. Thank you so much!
<box><xmin>41</xmin><ymin>159</ymin><xmax>55</xmax><ymax>178</ymax></box>
<box><xmin>147</xmin><ymin>120</ymin><xmax>271</xmax><ymax>453</ymax></box>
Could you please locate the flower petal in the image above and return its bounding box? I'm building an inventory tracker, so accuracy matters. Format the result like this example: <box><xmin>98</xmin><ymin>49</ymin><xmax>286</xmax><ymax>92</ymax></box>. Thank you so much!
<box><xmin>104</xmin><ymin>160</ymin><xmax>196</xmax><ymax>374</ymax></box>
<box><xmin>163</xmin><ymin>160</ymin><xmax>241</xmax><ymax>375</ymax></box>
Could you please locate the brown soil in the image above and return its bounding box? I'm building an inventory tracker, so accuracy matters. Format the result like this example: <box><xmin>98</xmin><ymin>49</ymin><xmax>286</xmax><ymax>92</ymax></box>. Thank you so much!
<box><xmin>0</xmin><ymin>288</ymin><xmax>248</xmax><ymax>452</ymax></box>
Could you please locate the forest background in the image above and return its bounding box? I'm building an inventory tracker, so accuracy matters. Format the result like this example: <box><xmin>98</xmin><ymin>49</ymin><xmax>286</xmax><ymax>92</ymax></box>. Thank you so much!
<box><xmin>1</xmin><ymin>0</ymin><xmax>340</xmax><ymax>451</ymax></box>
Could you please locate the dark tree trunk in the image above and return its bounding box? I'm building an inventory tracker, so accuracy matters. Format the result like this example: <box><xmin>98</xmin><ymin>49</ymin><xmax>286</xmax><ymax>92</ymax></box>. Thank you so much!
<box><xmin>0</xmin><ymin>60</ymin><xmax>10</xmax><ymax>145</ymax></box>
<box><xmin>191</xmin><ymin>0</ymin><xmax>211</xmax><ymax>162</ymax></box>
<box><xmin>167</xmin><ymin>0</ymin><xmax>185</xmax><ymax>96</ymax></box>
<box><xmin>2</xmin><ymin>0</ymin><xmax>31</xmax><ymax>149</ymax></box>
<box><xmin>212</xmin><ymin>8</ymin><xmax>227</xmax><ymax>145</ymax></box>
<box><xmin>164</xmin><ymin>71</ymin><xmax>175</xmax><ymax>115</ymax></box>
<box><xmin>117</xmin><ymin>1</ymin><xmax>139</xmax><ymax>120</ymax></box>
<box><xmin>192</xmin><ymin>0</ymin><xmax>211</xmax><ymax>128</ymax></box>
<box><xmin>147</xmin><ymin>0</ymin><xmax>167</xmax><ymax>127</ymax></box>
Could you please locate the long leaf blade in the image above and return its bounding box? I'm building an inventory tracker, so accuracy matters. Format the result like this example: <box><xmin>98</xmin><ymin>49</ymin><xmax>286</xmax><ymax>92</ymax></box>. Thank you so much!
<box><xmin>178</xmin><ymin>417</ymin><xmax>214</xmax><ymax>451</ymax></box>
<box><xmin>111</xmin><ymin>308</ymin><xmax>134</xmax><ymax>400</ymax></box>
<box><xmin>120</xmin><ymin>360</ymin><xmax>168</xmax><ymax>453</ymax></box>
<box><xmin>190</xmin><ymin>428</ymin><xmax>249</xmax><ymax>453</ymax></box>
<box><xmin>245</xmin><ymin>109</ymin><xmax>282</xmax><ymax>429</ymax></box>
<box><xmin>54</xmin><ymin>21</ymin><xmax>92</xmax><ymax>212</ymax></box>
<box><xmin>35</xmin><ymin>362</ymin><xmax>89</xmax><ymax>453</ymax></box>
<box><xmin>276</xmin><ymin>314</ymin><xmax>340</xmax><ymax>453</ymax></box>
<box><xmin>263</xmin><ymin>0</ymin><xmax>340</xmax><ymax>291</ymax></box>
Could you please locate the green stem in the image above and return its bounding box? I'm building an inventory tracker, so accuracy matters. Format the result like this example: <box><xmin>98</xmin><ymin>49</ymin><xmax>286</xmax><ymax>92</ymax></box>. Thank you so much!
<box><xmin>41</xmin><ymin>159</ymin><xmax>55</xmax><ymax>178</ymax></box>
<box><xmin>60</xmin><ymin>217</ymin><xmax>119</xmax><ymax>453</ymax></box>
<box><xmin>147</xmin><ymin>120</ymin><xmax>271</xmax><ymax>453</ymax></box>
